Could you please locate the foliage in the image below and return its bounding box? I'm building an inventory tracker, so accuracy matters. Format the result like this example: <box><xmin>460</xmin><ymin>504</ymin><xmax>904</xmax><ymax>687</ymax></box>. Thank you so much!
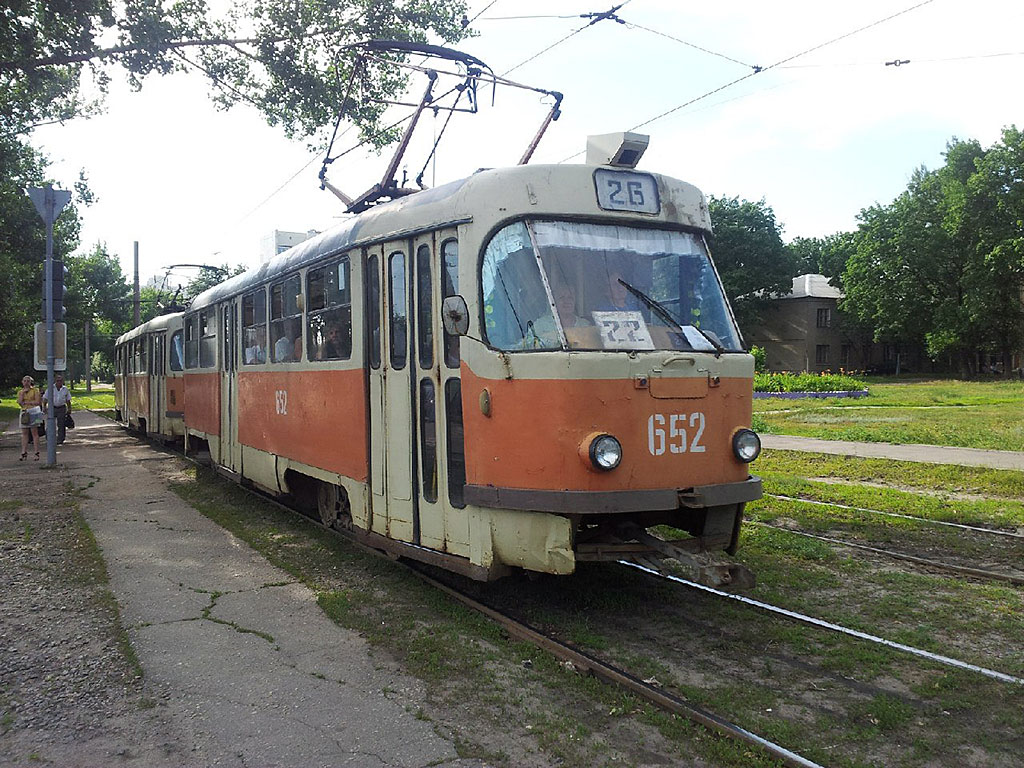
<box><xmin>1</xmin><ymin>0</ymin><xmax>469</xmax><ymax>143</ymax></box>
<box><xmin>707</xmin><ymin>196</ymin><xmax>795</xmax><ymax>329</ymax></box>
<box><xmin>750</xmin><ymin>344</ymin><xmax>767</xmax><ymax>372</ymax></box>
<box><xmin>841</xmin><ymin>127</ymin><xmax>1024</xmax><ymax>375</ymax></box>
<box><xmin>754</xmin><ymin>371</ymin><xmax>867</xmax><ymax>393</ymax></box>
<box><xmin>785</xmin><ymin>231</ymin><xmax>859</xmax><ymax>286</ymax></box>
<box><xmin>0</xmin><ymin>134</ymin><xmax>82</xmax><ymax>387</ymax></box>
<box><xmin>183</xmin><ymin>263</ymin><xmax>247</xmax><ymax>304</ymax></box>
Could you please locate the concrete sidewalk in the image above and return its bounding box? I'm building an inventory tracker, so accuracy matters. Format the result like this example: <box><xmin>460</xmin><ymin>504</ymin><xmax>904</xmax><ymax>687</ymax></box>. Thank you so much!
<box><xmin>761</xmin><ymin>434</ymin><xmax>1024</xmax><ymax>471</ymax></box>
<box><xmin>6</xmin><ymin>410</ymin><xmax>480</xmax><ymax>768</ymax></box>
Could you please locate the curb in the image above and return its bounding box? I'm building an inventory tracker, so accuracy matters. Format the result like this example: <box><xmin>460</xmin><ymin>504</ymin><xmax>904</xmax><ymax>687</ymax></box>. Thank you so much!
<box><xmin>753</xmin><ymin>389</ymin><xmax>870</xmax><ymax>400</ymax></box>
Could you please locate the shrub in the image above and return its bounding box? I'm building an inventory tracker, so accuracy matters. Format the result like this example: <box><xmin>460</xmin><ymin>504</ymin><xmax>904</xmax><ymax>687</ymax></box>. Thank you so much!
<box><xmin>749</xmin><ymin>345</ymin><xmax>767</xmax><ymax>372</ymax></box>
<box><xmin>754</xmin><ymin>371</ymin><xmax>867</xmax><ymax>393</ymax></box>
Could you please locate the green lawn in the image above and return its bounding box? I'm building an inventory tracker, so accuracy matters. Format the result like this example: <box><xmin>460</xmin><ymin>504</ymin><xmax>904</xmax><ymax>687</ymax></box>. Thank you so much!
<box><xmin>753</xmin><ymin>378</ymin><xmax>1024</xmax><ymax>450</ymax></box>
<box><xmin>1</xmin><ymin>383</ymin><xmax>114</xmax><ymax>421</ymax></box>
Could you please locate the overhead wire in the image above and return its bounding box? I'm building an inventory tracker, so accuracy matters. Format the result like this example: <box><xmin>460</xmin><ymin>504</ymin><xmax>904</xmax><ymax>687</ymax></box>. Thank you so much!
<box><xmin>623</xmin><ymin>21</ymin><xmax>761</xmax><ymax>71</ymax></box>
<box><xmin>499</xmin><ymin>1</ymin><xmax>635</xmax><ymax>76</ymax></box>
<box><xmin>557</xmin><ymin>0</ymin><xmax>939</xmax><ymax>161</ymax></box>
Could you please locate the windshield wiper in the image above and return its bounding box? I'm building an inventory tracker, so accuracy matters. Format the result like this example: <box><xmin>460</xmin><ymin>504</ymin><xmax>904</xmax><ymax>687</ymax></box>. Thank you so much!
<box><xmin>617</xmin><ymin>279</ymin><xmax>725</xmax><ymax>357</ymax></box>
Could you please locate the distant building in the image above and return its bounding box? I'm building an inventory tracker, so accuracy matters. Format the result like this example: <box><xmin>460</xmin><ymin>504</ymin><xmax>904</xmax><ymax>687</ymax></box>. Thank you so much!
<box><xmin>259</xmin><ymin>229</ymin><xmax>319</xmax><ymax>264</ymax></box>
<box><xmin>745</xmin><ymin>274</ymin><xmax>863</xmax><ymax>373</ymax></box>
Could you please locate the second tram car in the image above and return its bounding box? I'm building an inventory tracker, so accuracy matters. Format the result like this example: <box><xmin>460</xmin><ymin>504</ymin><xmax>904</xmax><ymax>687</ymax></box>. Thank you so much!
<box><xmin>115</xmin><ymin>312</ymin><xmax>186</xmax><ymax>441</ymax></box>
<box><xmin>119</xmin><ymin>133</ymin><xmax>762</xmax><ymax>581</ymax></box>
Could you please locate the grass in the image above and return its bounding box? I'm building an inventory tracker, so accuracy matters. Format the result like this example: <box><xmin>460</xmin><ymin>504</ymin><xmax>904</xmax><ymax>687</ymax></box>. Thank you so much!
<box><xmin>752</xmin><ymin>378</ymin><xmax>1024</xmax><ymax>450</ymax></box>
<box><xmin>1</xmin><ymin>384</ymin><xmax>115</xmax><ymax>419</ymax></box>
<box><xmin>166</xmin><ymin>464</ymin><xmax>785</xmax><ymax>768</ymax></box>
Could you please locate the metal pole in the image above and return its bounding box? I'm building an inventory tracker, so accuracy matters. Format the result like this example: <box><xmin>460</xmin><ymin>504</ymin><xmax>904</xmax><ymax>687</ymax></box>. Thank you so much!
<box><xmin>85</xmin><ymin>318</ymin><xmax>92</xmax><ymax>394</ymax></box>
<box><xmin>44</xmin><ymin>188</ymin><xmax>56</xmax><ymax>466</ymax></box>
<box><xmin>27</xmin><ymin>184</ymin><xmax>71</xmax><ymax>467</ymax></box>
<box><xmin>134</xmin><ymin>241</ymin><xmax>141</xmax><ymax>326</ymax></box>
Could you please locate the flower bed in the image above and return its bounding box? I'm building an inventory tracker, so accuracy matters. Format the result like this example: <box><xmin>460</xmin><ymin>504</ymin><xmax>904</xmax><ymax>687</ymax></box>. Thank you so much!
<box><xmin>753</xmin><ymin>371</ymin><xmax>869</xmax><ymax>399</ymax></box>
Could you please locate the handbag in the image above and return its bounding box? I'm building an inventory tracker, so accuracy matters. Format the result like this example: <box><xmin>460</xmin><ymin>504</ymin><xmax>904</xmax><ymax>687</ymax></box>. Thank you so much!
<box><xmin>20</xmin><ymin>411</ymin><xmax>29</xmax><ymax>427</ymax></box>
<box><xmin>65</xmin><ymin>412</ymin><xmax>75</xmax><ymax>429</ymax></box>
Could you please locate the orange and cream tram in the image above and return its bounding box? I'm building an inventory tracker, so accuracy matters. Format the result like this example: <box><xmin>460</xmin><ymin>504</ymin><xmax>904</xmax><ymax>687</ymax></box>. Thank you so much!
<box><xmin>122</xmin><ymin>133</ymin><xmax>762</xmax><ymax>581</ymax></box>
<box><xmin>114</xmin><ymin>312</ymin><xmax>186</xmax><ymax>441</ymax></box>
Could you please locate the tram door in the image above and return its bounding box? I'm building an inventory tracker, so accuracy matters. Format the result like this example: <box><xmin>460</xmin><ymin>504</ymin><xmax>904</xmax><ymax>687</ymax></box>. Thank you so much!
<box><xmin>410</xmin><ymin>230</ymin><xmax>464</xmax><ymax>553</ymax></box>
<box><xmin>219</xmin><ymin>301</ymin><xmax>240</xmax><ymax>472</ymax></box>
<box><xmin>367</xmin><ymin>241</ymin><xmax>415</xmax><ymax>541</ymax></box>
<box><xmin>149</xmin><ymin>333</ymin><xmax>163</xmax><ymax>435</ymax></box>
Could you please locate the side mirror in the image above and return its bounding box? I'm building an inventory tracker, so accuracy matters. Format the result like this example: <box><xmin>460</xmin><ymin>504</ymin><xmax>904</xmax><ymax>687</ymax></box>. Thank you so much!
<box><xmin>441</xmin><ymin>295</ymin><xmax>470</xmax><ymax>336</ymax></box>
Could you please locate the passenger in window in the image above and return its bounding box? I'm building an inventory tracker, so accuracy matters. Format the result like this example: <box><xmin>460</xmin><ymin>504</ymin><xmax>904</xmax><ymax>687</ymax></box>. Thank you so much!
<box><xmin>318</xmin><ymin>324</ymin><xmax>343</xmax><ymax>360</ymax></box>
<box><xmin>245</xmin><ymin>329</ymin><xmax>266</xmax><ymax>364</ymax></box>
<box><xmin>292</xmin><ymin>332</ymin><xmax>302</xmax><ymax>362</ymax></box>
<box><xmin>274</xmin><ymin>326</ymin><xmax>292</xmax><ymax>362</ymax></box>
<box><xmin>603</xmin><ymin>267</ymin><xmax>643</xmax><ymax>313</ymax></box>
<box><xmin>522</xmin><ymin>275</ymin><xmax>588</xmax><ymax>348</ymax></box>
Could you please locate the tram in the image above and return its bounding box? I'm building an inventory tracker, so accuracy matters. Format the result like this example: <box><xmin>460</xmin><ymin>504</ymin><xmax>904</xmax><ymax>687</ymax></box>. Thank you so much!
<box><xmin>114</xmin><ymin>312</ymin><xmax>185</xmax><ymax>441</ymax></box>
<box><xmin>117</xmin><ymin>132</ymin><xmax>762</xmax><ymax>581</ymax></box>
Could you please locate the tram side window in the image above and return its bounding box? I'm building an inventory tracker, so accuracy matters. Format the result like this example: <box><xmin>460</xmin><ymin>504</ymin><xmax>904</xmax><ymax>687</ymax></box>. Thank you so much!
<box><xmin>153</xmin><ymin>336</ymin><xmax>164</xmax><ymax>375</ymax></box>
<box><xmin>242</xmin><ymin>288</ymin><xmax>267</xmax><ymax>364</ymax></box>
<box><xmin>307</xmin><ymin>258</ymin><xmax>352</xmax><ymax>361</ymax></box>
<box><xmin>419</xmin><ymin>378</ymin><xmax>437</xmax><ymax>503</ymax></box>
<box><xmin>417</xmin><ymin>244</ymin><xmax>433</xmax><ymax>369</ymax></box>
<box><xmin>442</xmin><ymin>239</ymin><xmax>460</xmax><ymax>369</ymax></box>
<box><xmin>184</xmin><ymin>315</ymin><xmax>199</xmax><ymax>369</ymax></box>
<box><xmin>199</xmin><ymin>311</ymin><xmax>217</xmax><ymax>368</ymax></box>
<box><xmin>134</xmin><ymin>337</ymin><xmax>148</xmax><ymax>373</ymax></box>
<box><xmin>367</xmin><ymin>255</ymin><xmax>381</xmax><ymax>370</ymax></box>
<box><xmin>270</xmin><ymin>275</ymin><xmax>302</xmax><ymax>363</ymax></box>
<box><xmin>170</xmin><ymin>330</ymin><xmax>183</xmax><ymax>371</ymax></box>
<box><xmin>444</xmin><ymin>378</ymin><xmax>466</xmax><ymax>508</ymax></box>
<box><xmin>389</xmin><ymin>251</ymin><xmax>407</xmax><ymax>370</ymax></box>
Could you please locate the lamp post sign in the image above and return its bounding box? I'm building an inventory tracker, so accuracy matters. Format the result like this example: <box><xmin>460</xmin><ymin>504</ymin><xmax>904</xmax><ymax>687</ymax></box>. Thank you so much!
<box><xmin>28</xmin><ymin>184</ymin><xmax>72</xmax><ymax>467</ymax></box>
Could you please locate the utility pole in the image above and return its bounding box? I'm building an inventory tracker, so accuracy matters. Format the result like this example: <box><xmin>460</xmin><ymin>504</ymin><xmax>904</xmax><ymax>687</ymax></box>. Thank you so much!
<box><xmin>27</xmin><ymin>184</ymin><xmax>71</xmax><ymax>467</ymax></box>
<box><xmin>85</xmin><ymin>318</ymin><xmax>92</xmax><ymax>394</ymax></box>
<box><xmin>134</xmin><ymin>241</ymin><xmax>141</xmax><ymax>326</ymax></box>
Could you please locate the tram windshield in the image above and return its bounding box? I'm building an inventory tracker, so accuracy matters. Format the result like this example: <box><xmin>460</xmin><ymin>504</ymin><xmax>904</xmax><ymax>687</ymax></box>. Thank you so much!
<box><xmin>481</xmin><ymin>220</ymin><xmax>743</xmax><ymax>352</ymax></box>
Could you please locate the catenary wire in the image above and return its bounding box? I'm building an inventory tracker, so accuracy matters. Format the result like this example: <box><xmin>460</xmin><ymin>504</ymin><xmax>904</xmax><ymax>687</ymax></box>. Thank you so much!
<box><xmin>623</xmin><ymin>20</ymin><xmax>760</xmax><ymax>71</ymax></box>
<box><xmin>500</xmin><ymin>1</ymin><xmax>635</xmax><ymax>76</ymax></box>
<box><xmin>557</xmin><ymin>0</ymin><xmax>938</xmax><ymax>161</ymax></box>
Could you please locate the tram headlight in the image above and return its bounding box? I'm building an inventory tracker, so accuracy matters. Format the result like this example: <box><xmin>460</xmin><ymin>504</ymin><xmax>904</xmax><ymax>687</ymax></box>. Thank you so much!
<box><xmin>732</xmin><ymin>429</ymin><xmax>761</xmax><ymax>463</ymax></box>
<box><xmin>589</xmin><ymin>434</ymin><xmax>622</xmax><ymax>471</ymax></box>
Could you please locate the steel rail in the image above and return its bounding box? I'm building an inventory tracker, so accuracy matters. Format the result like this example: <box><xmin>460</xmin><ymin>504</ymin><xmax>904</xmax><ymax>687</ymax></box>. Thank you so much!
<box><xmin>149</xmin><ymin>441</ymin><xmax>824</xmax><ymax>768</ymax></box>
<box><xmin>622</xmin><ymin>561</ymin><xmax>1024</xmax><ymax>686</ymax></box>
<box><xmin>748</xmin><ymin>520</ymin><xmax>1024</xmax><ymax>586</ymax></box>
<box><xmin>767</xmin><ymin>493</ymin><xmax>1024</xmax><ymax>539</ymax></box>
<box><xmin>408</xmin><ymin>565</ymin><xmax>826</xmax><ymax>768</ymax></box>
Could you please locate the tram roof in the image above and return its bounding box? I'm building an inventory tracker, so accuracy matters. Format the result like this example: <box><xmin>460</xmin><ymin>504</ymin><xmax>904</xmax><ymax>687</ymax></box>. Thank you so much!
<box><xmin>116</xmin><ymin>311</ymin><xmax>183</xmax><ymax>345</ymax></box>
<box><xmin>188</xmin><ymin>163</ymin><xmax>709</xmax><ymax>312</ymax></box>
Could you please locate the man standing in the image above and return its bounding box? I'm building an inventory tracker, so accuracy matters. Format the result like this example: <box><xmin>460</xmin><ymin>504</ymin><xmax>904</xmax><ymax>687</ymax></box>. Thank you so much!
<box><xmin>43</xmin><ymin>374</ymin><xmax>72</xmax><ymax>445</ymax></box>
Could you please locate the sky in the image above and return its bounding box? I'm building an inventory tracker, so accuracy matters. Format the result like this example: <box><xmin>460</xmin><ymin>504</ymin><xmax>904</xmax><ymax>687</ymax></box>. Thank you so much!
<box><xmin>31</xmin><ymin>0</ymin><xmax>1024</xmax><ymax>291</ymax></box>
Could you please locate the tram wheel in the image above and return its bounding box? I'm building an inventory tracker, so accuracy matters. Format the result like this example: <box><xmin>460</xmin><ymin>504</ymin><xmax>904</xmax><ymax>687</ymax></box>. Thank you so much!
<box><xmin>317</xmin><ymin>482</ymin><xmax>347</xmax><ymax>529</ymax></box>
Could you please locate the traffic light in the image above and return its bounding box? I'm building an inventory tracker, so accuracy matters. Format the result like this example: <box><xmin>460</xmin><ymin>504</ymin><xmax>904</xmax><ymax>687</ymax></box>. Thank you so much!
<box><xmin>43</xmin><ymin>258</ymin><xmax>68</xmax><ymax>319</ymax></box>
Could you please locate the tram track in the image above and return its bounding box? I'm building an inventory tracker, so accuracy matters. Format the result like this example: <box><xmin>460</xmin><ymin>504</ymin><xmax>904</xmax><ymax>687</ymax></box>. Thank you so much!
<box><xmin>747</xmin><ymin>519</ymin><xmax>1024</xmax><ymax>586</ymax></box>
<box><xmin>143</xmin><ymin>433</ymin><xmax>1023</xmax><ymax>766</ymax></box>
<box><xmin>160</xmin><ymin>444</ymin><xmax>826</xmax><ymax>767</ymax></box>
<box><xmin>622</xmin><ymin>561</ymin><xmax>1024</xmax><ymax>686</ymax></box>
<box><xmin>765</xmin><ymin>493</ymin><xmax>1024</xmax><ymax>539</ymax></box>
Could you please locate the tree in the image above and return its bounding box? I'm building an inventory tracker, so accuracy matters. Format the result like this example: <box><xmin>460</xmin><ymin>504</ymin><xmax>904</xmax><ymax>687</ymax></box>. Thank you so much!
<box><xmin>0</xmin><ymin>135</ymin><xmax>81</xmax><ymax>387</ymax></box>
<box><xmin>1</xmin><ymin>0</ymin><xmax>469</xmax><ymax>142</ymax></box>
<box><xmin>786</xmin><ymin>231</ymin><xmax>859</xmax><ymax>285</ymax></box>
<box><xmin>707</xmin><ymin>196</ymin><xmax>795</xmax><ymax>330</ymax></box>
<box><xmin>64</xmin><ymin>243</ymin><xmax>134</xmax><ymax>378</ymax></box>
<box><xmin>841</xmin><ymin>130</ymin><xmax>1024</xmax><ymax>376</ymax></box>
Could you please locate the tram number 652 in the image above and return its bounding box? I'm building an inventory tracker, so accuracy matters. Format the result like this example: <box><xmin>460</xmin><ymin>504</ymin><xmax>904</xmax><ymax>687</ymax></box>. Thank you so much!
<box><xmin>648</xmin><ymin>412</ymin><xmax>706</xmax><ymax>456</ymax></box>
<box><xmin>275</xmin><ymin>389</ymin><xmax>288</xmax><ymax>415</ymax></box>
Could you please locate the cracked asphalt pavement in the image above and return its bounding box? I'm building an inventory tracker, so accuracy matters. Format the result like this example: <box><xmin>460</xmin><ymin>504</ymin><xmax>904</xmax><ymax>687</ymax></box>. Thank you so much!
<box><xmin>1</xmin><ymin>412</ymin><xmax>485</xmax><ymax>768</ymax></box>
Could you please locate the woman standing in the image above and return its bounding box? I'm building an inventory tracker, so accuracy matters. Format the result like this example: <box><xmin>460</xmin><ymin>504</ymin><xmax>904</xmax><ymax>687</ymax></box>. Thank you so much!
<box><xmin>17</xmin><ymin>375</ymin><xmax>43</xmax><ymax>460</ymax></box>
